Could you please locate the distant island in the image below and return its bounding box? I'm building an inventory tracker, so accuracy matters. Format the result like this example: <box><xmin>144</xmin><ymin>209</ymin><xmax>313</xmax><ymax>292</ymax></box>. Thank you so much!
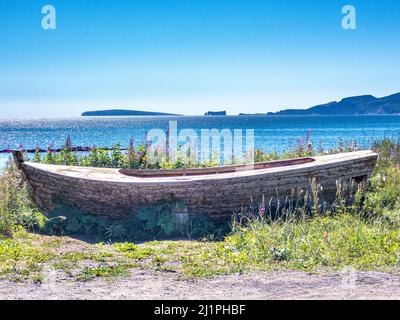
<box><xmin>268</xmin><ymin>92</ymin><xmax>400</xmax><ymax>115</ymax></box>
<box><xmin>204</xmin><ymin>111</ymin><xmax>227</xmax><ymax>116</ymax></box>
<box><xmin>82</xmin><ymin>109</ymin><xmax>182</xmax><ymax>117</ymax></box>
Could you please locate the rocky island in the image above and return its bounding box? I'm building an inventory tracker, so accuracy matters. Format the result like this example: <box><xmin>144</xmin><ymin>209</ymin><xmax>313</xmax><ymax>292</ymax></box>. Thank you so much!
<box><xmin>204</xmin><ymin>111</ymin><xmax>226</xmax><ymax>116</ymax></box>
<box><xmin>82</xmin><ymin>109</ymin><xmax>182</xmax><ymax>116</ymax></box>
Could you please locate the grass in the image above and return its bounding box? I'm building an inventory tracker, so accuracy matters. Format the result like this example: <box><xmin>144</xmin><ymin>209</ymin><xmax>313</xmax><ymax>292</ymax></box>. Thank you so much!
<box><xmin>113</xmin><ymin>212</ymin><xmax>400</xmax><ymax>277</ymax></box>
<box><xmin>75</xmin><ymin>265</ymin><xmax>130</xmax><ymax>282</ymax></box>
<box><xmin>0</xmin><ymin>229</ymin><xmax>55</xmax><ymax>282</ymax></box>
<box><xmin>1</xmin><ymin>138</ymin><xmax>400</xmax><ymax>282</ymax></box>
<box><xmin>225</xmin><ymin>214</ymin><xmax>399</xmax><ymax>272</ymax></box>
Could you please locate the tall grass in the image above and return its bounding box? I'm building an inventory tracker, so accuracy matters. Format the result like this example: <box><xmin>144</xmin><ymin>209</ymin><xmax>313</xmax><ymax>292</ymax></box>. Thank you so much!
<box><xmin>0</xmin><ymin>162</ymin><xmax>45</xmax><ymax>238</ymax></box>
<box><xmin>222</xmin><ymin>213</ymin><xmax>399</xmax><ymax>272</ymax></box>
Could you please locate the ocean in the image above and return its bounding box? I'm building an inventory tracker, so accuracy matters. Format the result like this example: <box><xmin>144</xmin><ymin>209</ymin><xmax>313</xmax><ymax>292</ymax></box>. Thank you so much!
<box><xmin>1</xmin><ymin>115</ymin><xmax>400</xmax><ymax>166</ymax></box>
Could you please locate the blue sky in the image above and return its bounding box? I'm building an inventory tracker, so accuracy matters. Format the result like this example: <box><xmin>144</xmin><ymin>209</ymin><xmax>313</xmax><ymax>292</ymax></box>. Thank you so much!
<box><xmin>0</xmin><ymin>0</ymin><xmax>399</xmax><ymax>117</ymax></box>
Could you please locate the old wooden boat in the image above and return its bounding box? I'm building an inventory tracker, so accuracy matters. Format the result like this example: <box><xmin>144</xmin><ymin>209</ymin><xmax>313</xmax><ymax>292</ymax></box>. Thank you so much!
<box><xmin>12</xmin><ymin>150</ymin><xmax>378</xmax><ymax>221</ymax></box>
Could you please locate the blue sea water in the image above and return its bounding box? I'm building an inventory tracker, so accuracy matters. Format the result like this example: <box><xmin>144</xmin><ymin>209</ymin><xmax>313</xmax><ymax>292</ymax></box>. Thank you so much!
<box><xmin>1</xmin><ymin>115</ymin><xmax>400</xmax><ymax>166</ymax></box>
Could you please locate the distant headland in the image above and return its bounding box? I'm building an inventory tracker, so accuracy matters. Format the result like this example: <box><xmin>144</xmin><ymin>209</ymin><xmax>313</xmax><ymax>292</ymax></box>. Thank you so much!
<box><xmin>82</xmin><ymin>109</ymin><xmax>182</xmax><ymax>117</ymax></box>
<box><xmin>268</xmin><ymin>92</ymin><xmax>400</xmax><ymax>115</ymax></box>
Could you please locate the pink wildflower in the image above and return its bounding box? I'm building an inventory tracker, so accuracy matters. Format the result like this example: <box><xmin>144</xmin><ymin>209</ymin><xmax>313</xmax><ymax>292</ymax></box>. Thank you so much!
<box><xmin>306</xmin><ymin>128</ymin><xmax>313</xmax><ymax>141</ymax></box>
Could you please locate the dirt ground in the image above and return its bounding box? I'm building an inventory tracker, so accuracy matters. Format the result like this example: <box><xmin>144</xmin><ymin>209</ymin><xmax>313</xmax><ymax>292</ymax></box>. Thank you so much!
<box><xmin>1</xmin><ymin>269</ymin><xmax>400</xmax><ymax>300</ymax></box>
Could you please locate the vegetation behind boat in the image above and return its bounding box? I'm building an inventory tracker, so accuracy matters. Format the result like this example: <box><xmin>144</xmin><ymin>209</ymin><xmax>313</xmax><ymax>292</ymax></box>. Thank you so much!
<box><xmin>16</xmin><ymin>130</ymin><xmax>360</xmax><ymax>170</ymax></box>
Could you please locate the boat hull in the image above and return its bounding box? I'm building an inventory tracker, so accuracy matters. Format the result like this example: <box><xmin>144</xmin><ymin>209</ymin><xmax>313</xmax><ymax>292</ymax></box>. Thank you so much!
<box><xmin>13</xmin><ymin>151</ymin><xmax>378</xmax><ymax>221</ymax></box>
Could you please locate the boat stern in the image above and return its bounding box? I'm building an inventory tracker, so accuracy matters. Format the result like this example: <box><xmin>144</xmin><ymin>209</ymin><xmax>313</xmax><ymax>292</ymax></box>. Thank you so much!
<box><xmin>11</xmin><ymin>150</ymin><xmax>25</xmax><ymax>170</ymax></box>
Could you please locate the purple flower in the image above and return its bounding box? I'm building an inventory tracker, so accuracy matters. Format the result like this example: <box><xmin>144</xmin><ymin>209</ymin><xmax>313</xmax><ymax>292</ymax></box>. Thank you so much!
<box><xmin>18</xmin><ymin>143</ymin><xmax>23</xmax><ymax>150</ymax></box>
<box><xmin>391</xmin><ymin>147</ymin><xmax>398</xmax><ymax>160</ymax></box>
<box><xmin>297</xmin><ymin>137</ymin><xmax>303</xmax><ymax>146</ymax></box>
<box><xmin>259</xmin><ymin>207</ymin><xmax>266</xmax><ymax>215</ymax></box>
<box><xmin>129</xmin><ymin>136</ymin><xmax>134</xmax><ymax>149</ymax></box>
<box><xmin>306</xmin><ymin>128</ymin><xmax>313</xmax><ymax>142</ymax></box>
<box><xmin>5</xmin><ymin>145</ymin><xmax>11</xmax><ymax>153</ymax></box>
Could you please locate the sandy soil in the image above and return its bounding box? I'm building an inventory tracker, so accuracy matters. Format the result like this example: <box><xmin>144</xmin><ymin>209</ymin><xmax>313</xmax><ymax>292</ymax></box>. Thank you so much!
<box><xmin>1</xmin><ymin>269</ymin><xmax>400</xmax><ymax>300</ymax></box>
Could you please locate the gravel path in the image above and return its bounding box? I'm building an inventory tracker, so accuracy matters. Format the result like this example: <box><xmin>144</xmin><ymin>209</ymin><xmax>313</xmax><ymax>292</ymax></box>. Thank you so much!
<box><xmin>1</xmin><ymin>270</ymin><xmax>400</xmax><ymax>300</ymax></box>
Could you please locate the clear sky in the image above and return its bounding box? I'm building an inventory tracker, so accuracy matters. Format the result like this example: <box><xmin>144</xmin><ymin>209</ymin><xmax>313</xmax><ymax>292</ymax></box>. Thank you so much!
<box><xmin>0</xmin><ymin>0</ymin><xmax>399</xmax><ymax>117</ymax></box>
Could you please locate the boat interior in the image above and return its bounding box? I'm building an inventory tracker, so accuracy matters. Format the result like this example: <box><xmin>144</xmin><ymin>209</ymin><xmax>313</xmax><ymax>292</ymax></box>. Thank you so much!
<box><xmin>119</xmin><ymin>157</ymin><xmax>316</xmax><ymax>177</ymax></box>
